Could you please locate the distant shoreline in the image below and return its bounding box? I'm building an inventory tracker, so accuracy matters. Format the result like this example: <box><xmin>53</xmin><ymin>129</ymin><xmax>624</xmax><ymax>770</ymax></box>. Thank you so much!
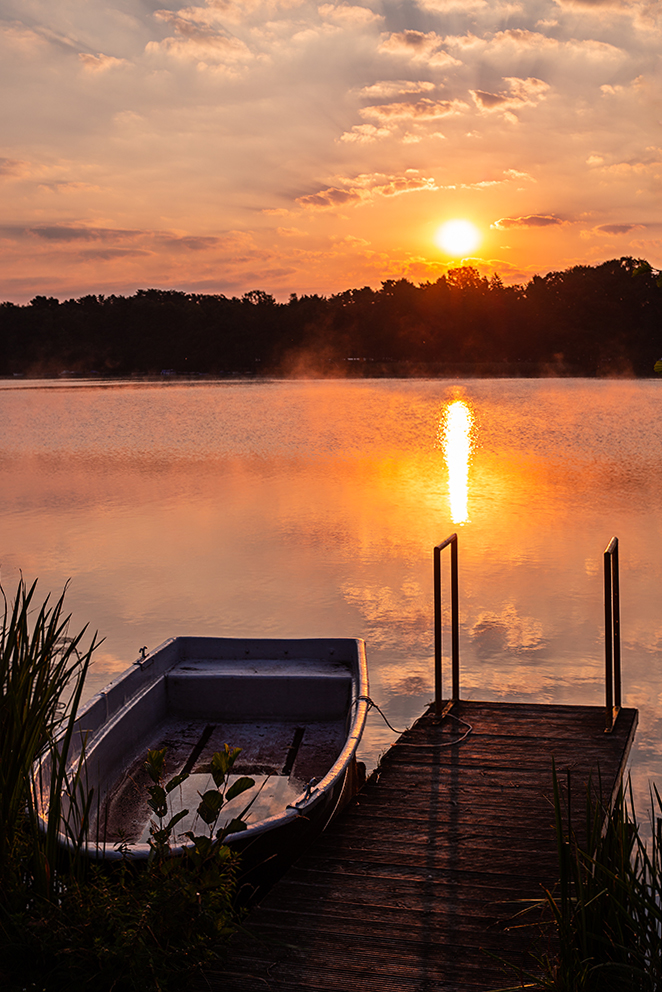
<box><xmin>2</xmin><ymin>363</ymin><xmax>660</xmax><ymax>383</ymax></box>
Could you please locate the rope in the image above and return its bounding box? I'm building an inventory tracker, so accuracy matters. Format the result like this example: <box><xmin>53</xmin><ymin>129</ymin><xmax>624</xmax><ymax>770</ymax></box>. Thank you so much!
<box><xmin>357</xmin><ymin>695</ymin><xmax>473</xmax><ymax>747</ymax></box>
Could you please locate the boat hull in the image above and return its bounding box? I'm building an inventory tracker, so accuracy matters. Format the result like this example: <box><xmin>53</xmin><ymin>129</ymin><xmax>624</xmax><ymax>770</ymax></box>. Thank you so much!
<box><xmin>34</xmin><ymin>636</ymin><xmax>369</xmax><ymax>879</ymax></box>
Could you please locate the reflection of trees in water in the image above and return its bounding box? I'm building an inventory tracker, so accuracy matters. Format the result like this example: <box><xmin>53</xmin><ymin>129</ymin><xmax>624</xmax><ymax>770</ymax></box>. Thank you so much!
<box><xmin>2</xmin><ymin>256</ymin><xmax>660</xmax><ymax>377</ymax></box>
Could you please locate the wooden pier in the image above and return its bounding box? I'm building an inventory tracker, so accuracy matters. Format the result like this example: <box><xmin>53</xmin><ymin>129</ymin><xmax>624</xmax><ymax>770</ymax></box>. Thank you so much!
<box><xmin>202</xmin><ymin>699</ymin><xmax>637</xmax><ymax>992</ymax></box>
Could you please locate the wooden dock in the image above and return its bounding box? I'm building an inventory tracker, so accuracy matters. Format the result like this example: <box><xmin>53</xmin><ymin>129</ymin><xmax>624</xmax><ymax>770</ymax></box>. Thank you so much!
<box><xmin>203</xmin><ymin>700</ymin><xmax>637</xmax><ymax>992</ymax></box>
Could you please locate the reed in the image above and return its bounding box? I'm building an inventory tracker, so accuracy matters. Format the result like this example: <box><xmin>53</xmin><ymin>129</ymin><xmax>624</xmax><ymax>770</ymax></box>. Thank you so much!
<box><xmin>501</xmin><ymin>768</ymin><xmax>662</xmax><ymax>991</ymax></box>
<box><xmin>0</xmin><ymin>576</ymin><xmax>99</xmax><ymax>890</ymax></box>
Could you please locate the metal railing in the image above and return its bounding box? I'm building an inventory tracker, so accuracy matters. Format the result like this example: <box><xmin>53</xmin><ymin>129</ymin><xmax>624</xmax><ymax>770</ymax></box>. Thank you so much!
<box><xmin>434</xmin><ymin>534</ymin><xmax>460</xmax><ymax>716</ymax></box>
<box><xmin>604</xmin><ymin>536</ymin><xmax>621</xmax><ymax>733</ymax></box>
<box><xmin>433</xmin><ymin>533</ymin><xmax>622</xmax><ymax>728</ymax></box>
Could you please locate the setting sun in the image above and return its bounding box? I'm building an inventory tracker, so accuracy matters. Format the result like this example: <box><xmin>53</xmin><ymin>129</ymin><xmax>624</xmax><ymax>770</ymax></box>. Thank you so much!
<box><xmin>435</xmin><ymin>220</ymin><xmax>482</xmax><ymax>257</ymax></box>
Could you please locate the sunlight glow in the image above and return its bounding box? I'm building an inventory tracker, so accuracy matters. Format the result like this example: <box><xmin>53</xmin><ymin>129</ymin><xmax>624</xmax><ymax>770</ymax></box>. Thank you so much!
<box><xmin>441</xmin><ymin>400</ymin><xmax>474</xmax><ymax>524</ymax></box>
<box><xmin>435</xmin><ymin>220</ymin><xmax>481</xmax><ymax>257</ymax></box>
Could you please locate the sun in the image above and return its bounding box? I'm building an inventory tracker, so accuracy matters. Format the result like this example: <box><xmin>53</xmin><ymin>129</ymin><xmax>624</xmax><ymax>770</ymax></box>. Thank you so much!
<box><xmin>435</xmin><ymin>219</ymin><xmax>481</xmax><ymax>256</ymax></box>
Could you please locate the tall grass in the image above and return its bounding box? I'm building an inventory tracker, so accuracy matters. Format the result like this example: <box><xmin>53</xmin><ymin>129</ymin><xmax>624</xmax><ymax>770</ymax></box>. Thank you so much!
<box><xmin>0</xmin><ymin>576</ymin><xmax>99</xmax><ymax>891</ymax></box>
<box><xmin>502</xmin><ymin>769</ymin><xmax>662</xmax><ymax>991</ymax></box>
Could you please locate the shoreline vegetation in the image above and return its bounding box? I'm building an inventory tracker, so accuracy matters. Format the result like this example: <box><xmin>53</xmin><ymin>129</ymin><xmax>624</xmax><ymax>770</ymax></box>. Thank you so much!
<box><xmin>2</xmin><ymin>257</ymin><xmax>661</xmax><ymax>381</ymax></box>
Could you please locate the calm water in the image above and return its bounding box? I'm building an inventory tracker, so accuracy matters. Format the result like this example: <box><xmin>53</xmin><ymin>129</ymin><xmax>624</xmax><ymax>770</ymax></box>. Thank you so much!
<box><xmin>1</xmin><ymin>378</ymin><xmax>661</xmax><ymax>811</ymax></box>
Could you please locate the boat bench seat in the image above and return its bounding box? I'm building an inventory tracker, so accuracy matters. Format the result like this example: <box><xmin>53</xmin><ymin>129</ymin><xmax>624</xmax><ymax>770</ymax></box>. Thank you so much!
<box><xmin>165</xmin><ymin>671</ymin><xmax>353</xmax><ymax>722</ymax></box>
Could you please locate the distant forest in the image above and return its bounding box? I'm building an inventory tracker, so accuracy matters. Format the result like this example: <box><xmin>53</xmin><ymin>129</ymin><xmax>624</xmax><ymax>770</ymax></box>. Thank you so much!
<box><xmin>2</xmin><ymin>256</ymin><xmax>661</xmax><ymax>378</ymax></box>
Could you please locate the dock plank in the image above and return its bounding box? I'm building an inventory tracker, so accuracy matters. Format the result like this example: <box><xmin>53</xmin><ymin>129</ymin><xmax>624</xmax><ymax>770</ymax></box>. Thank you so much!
<box><xmin>201</xmin><ymin>701</ymin><xmax>637</xmax><ymax>992</ymax></box>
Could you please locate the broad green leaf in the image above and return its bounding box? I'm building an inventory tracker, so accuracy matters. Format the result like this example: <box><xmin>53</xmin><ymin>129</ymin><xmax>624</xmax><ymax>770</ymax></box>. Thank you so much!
<box><xmin>144</xmin><ymin>747</ymin><xmax>167</xmax><ymax>783</ymax></box>
<box><xmin>147</xmin><ymin>784</ymin><xmax>167</xmax><ymax>817</ymax></box>
<box><xmin>225</xmin><ymin>776</ymin><xmax>255</xmax><ymax>803</ymax></box>
<box><xmin>197</xmin><ymin>788</ymin><xmax>224</xmax><ymax>825</ymax></box>
<box><xmin>165</xmin><ymin>808</ymin><xmax>189</xmax><ymax>832</ymax></box>
<box><xmin>165</xmin><ymin>771</ymin><xmax>189</xmax><ymax>793</ymax></box>
<box><xmin>210</xmin><ymin>745</ymin><xmax>243</xmax><ymax>787</ymax></box>
<box><xmin>218</xmin><ymin>817</ymin><xmax>247</xmax><ymax>839</ymax></box>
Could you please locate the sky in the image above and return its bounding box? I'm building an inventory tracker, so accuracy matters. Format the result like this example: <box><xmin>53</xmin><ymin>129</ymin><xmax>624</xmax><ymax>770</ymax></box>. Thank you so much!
<box><xmin>1</xmin><ymin>0</ymin><xmax>661</xmax><ymax>303</ymax></box>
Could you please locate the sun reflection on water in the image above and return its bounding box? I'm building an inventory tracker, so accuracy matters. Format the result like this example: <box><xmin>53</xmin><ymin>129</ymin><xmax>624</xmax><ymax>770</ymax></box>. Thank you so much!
<box><xmin>441</xmin><ymin>399</ymin><xmax>474</xmax><ymax>524</ymax></box>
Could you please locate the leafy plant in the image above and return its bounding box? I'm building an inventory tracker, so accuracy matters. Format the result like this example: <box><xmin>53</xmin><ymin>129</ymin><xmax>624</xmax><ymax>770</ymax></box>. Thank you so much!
<box><xmin>144</xmin><ymin>742</ymin><xmax>258</xmax><ymax>861</ymax></box>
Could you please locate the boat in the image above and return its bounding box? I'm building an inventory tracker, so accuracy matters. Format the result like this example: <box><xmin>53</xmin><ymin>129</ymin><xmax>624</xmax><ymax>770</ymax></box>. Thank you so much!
<box><xmin>34</xmin><ymin>636</ymin><xmax>369</xmax><ymax>879</ymax></box>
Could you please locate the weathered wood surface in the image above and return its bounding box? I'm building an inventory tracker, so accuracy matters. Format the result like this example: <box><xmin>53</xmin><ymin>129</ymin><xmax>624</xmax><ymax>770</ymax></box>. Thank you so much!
<box><xmin>202</xmin><ymin>701</ymin><xmax>637</xmax><ymax>992</ymax></box>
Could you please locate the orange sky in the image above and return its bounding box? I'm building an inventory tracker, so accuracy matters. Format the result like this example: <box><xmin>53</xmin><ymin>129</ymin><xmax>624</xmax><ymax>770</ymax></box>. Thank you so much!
<box><xmin>1</xmin><ymin>0</ymin><xmax>661</xmax><ymax>303</ymax></box>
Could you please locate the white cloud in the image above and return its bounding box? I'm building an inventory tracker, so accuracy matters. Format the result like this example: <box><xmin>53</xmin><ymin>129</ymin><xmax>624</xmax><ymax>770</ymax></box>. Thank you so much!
<box><xmin>358</xmin><ymin>80</ymin><xmax>436</xmax><ymax>98</ymax></box>
<box><xmin>318</xmin><ymin>3</ymin><xmax>382</xmax><ymax>27</ymax></box>
<box><xmin>339</xmin><ymin>123</ymin><xmax>392</xmax><ymax>143</ymax></box>
<box><xmin>78</xmin><ymin>52</ymin><xmax>130</xmax><ymax>72</ymax></box>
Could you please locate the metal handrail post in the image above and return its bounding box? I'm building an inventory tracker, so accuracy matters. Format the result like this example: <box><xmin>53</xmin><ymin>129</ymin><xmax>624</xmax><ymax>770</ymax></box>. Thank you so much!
<box><xmin>434</xmin><ymin>534</ymin><xmax>459</xmax><ymax>716</ymax></box>
<box><xmin>604</xmin><ymin>537</ymin><xmax>621</xmax><ymax>733</ymax></box>
<box><xmin>451</xmin><ymin>537</ymin><xmax>459</xmax><ymax>699</ymax></box>
<box><xmin>612</xmin><ymin>540</ymin><xmax>621</xmax><ymax>710</ymax></box>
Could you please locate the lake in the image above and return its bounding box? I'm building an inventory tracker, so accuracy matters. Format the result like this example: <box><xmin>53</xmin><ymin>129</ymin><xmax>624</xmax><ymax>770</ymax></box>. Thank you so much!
<box><xmin>1</xmin><ymin>377</ymin><xmax>661</xmax><ymax>812</ymax></box>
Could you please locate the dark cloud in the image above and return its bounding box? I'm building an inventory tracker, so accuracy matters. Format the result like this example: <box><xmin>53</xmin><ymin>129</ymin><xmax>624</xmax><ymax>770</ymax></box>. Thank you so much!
<box><xmin>159</xmin><ymin>235</ymin><xmax>222</xmax><ymax>251</ymax></box>
<box><xmin>492</xmin><ymin>215</ymin><xmax>567</xmax><ymax>229</ymax></box>
<box><xmin>0</xmin><ymin>158</ymin><xmax>26</xmax><ymax>176</ymax></box>
<box><xmin>78</xmin><ymin>248</ymin><xmax>152</xmax><ymax>260</ymax></box>
<box><xmin>596</xmin><ymin>223</ymin><xmax>643</xmax><ymax>234</ymax></box>
<box><xmin>297</xmin><ymin>188</ymin><xmax>364</xmax><ymax>209</ymax></box>
<box><xmin>472</xmin><ymin>90</ymin><xmax>510</xmax><ymax>109</ymax></box>
<box><xmin>23</xmin><ymin>226</ymin><xmax>142</xmax><ymax>243</ymax></box>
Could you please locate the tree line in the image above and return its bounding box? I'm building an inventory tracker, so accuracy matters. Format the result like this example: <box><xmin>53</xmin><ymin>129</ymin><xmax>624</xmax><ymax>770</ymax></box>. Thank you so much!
<box><xmin>1</xmin><ymin>257</ymin><xmax>661</xmax><ymax>378</ymax></box>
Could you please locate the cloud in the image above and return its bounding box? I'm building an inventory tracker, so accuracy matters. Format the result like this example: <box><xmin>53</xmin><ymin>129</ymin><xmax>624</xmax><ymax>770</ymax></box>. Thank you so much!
<box><xmin>491</xmin><ymin>215</ymin><xmax>568</xmax><ymax>229</ymax></box>
<box><xmin>160</xmin><ymin>235</ymin><xmax>222</xmax><ymax>250</ymax></box>
<box><xmin>593</xmin><ymin>223</ymin><xmax>645</xmax><ymax>234</ymax></box>
<box><xmin>0</xmin><ymin>158</ymin><xmax>28</xmax><ymax>177</ymax></box>
<box><xmin>79</xmin><ymin>248</ymin><xmax>152</xmax><ymax>261</ymax></box>
<box><xmin>296</xmin><ymin>171</ymin><xmax>438</xmax><ymax>209</ymax></box>
<box><xmin>339</xmin><ymin>123</ymin><xmax>392</xmax><ymax>143</ymax></box>
<box><xmin>360</xmin><ymin>97</ymin><xmax>467</xmax><ymax>122</ymax></box>
<box><xmin>37</xmin><ymin>182</ymin><xmax>103</xmax><ymax>194</ymax></box>
<box><xmin>78</xmin><ymin>53</ymin><xmax>130</xmax><ymax>72</ymax></box>
<box><xmin>443</xmin><ymin>26</ymin><xmax>626</xmax><ymax>67</ymax></box>
<box><xmin>0</xmin><ymin>0</ymin><xmax>661</xmax><ymax>302</ymax></box>
<box><xmin>317</xmin><ymin>4</ymin><xmax>383</xmax><ymax>27</ymax></box>
<box><xmin>148</xmin><ymin>10</ymin><xmax>254</xmax><ymax>64</ymax></box>
<box><xmin>15</xmin><ymin>225</ymin><xmax>140</xmax><ymax>243</ymax></box>
<box><xmin>418</xmin><ymin>0</ymin><xmax>490</xmax><ymax>9</ymax></box>
<box><xmin>358</xmin><ymin>80</ymin><xmax>436</xmax><ymax>98</ymax></box>
<box><xmin>378</xmin><ymin>30</ymin><xmax>462</xmax><ymax>67</ymax></box>
<box><xmin>504</xmin><ymin>168</ymin><xmax>535</xmax><ymax>181</ymax></box>
<box><xmin>471</xmin><ymin>77</ymin><xmax>550</xmax><ymax>116</ymax></box>
<box><xmin>0</xmin><ymin>22</ymin><xmax>48</xmax><ymax>57</ymax></box>
<box><xmin>296</xmin><ymin>187</ymin><xmax>365</xmax><ymax>209</ymax></box>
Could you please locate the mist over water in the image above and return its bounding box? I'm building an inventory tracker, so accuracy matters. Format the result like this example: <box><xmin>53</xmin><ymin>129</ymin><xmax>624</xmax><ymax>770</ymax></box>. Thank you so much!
<box><xmin>1</xmin><ymin>378</ymin><xmax>661</xmax><ymax>811</ymax></box>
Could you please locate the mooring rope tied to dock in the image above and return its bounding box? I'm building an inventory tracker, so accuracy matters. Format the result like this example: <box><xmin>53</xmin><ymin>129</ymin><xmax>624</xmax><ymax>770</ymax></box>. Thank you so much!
<box><xmin>358</xmin><ymin>694</ymin><xmax>473</xmax><ymax>747</ymax></box>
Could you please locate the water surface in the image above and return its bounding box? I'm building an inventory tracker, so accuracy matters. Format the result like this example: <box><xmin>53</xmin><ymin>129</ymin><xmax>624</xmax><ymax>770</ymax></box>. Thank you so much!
<box><xmin>1</xmin><ymin>378</ymin><xmax>661</xmax><ymax>810</ymax></box>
